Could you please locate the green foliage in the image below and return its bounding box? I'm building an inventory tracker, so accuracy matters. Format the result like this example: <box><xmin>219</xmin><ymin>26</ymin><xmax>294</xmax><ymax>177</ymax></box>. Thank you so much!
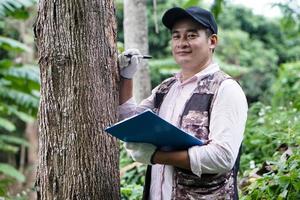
<box><xmin>210</xmin><ymin>0</ymin><xmax>224</xmax><ymax>19</ymax></box>
<box><xmin>0</xmin><ymin>117</ymin><xmax>16</xmax><ymax>132</ymax></box>
<box><xmin>241</xmin><ymin>103</ymin><xmax>300</xmax><ymax>171</ymax></box>
<box><xmin>0</xmin><ymin>63</ymin><xmax>40</xmax><ymax>117</ymax></box>
<box><xmin>241</xmin><ymin>61</ymin><xmax>300</xmax><ymax>199</ymax></box>
<box><xmin>276</xmin><ymin>1</ymin><xmax>300</xmax><ymax>37</ymax></box>
<box><xmin>121</xmin><ymin>184</ymin><xmax>144</xmax><ymax>200</ymax></box>
<box><xmin>0</xmin><ymin>1</ymin><xmax>39</xmax><ymax>196</ymax></box>
<box><xmin>149</xmin><ymin>57</ymin><xmax>179</xmax><ymax>87</ymax></box>
<box><xmin>0</xmin><ymin>134</ymin><xmax>29</xmax><ymax>154</ymax></box>
<box><xmin>0</xmin><ymin>163</ymin><xmax>26</xmax><ymax>197</ymax></box>
<box><xmin>217</xmin><ymin>59</ymin><xmax>250</xmax><ymax>78</ymax></box>
<box><xmin>0</xmin><ymin>0</ymin><xmax>36</xmax><ymax>19</ymax></box>
<box><xmin>0</xmin><ymin>36</ymin><xmax>31</xmax><ymax>52</ymax></box>
<box><xmin>0</xmin><ymin>163</ymin><xmax>25</xmax><ymax>200</ymax></box>
<box><xmin>182</xmin><ymin>0</ymin><xmax>202</xmax><ymax>9</ymax></box>
<box><xmin>271</xmin><ymin>62</ymin><xmax>300</xmax><ymax>109</ymax></box>
<box><xmin>217</xmin><ymin>29</ymin><xmax>278</xmax><ymax>102</ymax></box>
<box><xmin>241</xmin><ymin>150</ymin><xmax>300</xmax><ymax>200</ymax></box>
<box><xmin>120</xmin><ymin>142</ymin><xmax>146</xmax><ymax>200</ymax></box>
<box><xmin>148</xmin><ymin>56</ymin><xmax>250</xmax><ymax>88</ymax></box>
<box><xmin>0</xmin><ymin>163</ymin><xmax>25</xmax><ymax>182</ymax></box>
<box><xmin>218</xmin><ymin>5</ymin><xmax>300</xmax><ymax>64</ymax></box>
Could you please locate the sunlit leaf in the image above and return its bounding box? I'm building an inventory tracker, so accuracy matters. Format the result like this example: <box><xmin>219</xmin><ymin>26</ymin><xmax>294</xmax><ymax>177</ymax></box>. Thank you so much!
<box><xmin>0</xmin><ymin>117</ymin><xmax>16</xmax><ymax>132</ymax></box>
<box><xmin>0</xmin><ymin>163</ymin><xmax>25</xmax><ymax>182</ymax></box>
<box><xmin>0</xmin><ymin>0</ymin><xmax>36</xmax><ymax>18</ymax></box>
<box><xmin>0</xmin><ymin>36</ymin><xmax>31</xmax><ymax>52</ymax></box>
<box><xmin>182</xmin><ymin>0</ymin><xmax>202</xmax><ymax>9</ymax></box>
<box><xmin>0</xmin><ymin>135</ymin><xmax>29</xmax><ymax>147</ymax></box>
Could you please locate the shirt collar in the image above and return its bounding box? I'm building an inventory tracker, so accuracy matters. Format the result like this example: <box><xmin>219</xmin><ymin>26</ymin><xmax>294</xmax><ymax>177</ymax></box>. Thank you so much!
<box><xmin>175</xmin><ymin>62</ymin><xmax>220</xmax><ymax>85</ymax></box>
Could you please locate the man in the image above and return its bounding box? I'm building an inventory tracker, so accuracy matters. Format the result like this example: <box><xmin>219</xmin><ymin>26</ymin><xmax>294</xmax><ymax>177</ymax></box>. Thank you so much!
<box><xmin>118</xmin><ymin>6</ymin><xmax>248</xmax><ymax>200</ymax></box>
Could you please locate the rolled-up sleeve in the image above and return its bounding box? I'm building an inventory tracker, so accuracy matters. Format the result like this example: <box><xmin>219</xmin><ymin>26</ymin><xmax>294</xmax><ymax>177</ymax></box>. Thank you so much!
<box><xmin>118</xmin><ymin>98</ymin><xmax>138</xmax><ymax>120</ymax></box>
<box><xmin>118</xmin><ymin>86</ymin><xmax>159</xmax><ymax>120</ymax></box>
<box><xmin>188</xmin><ymin>79</ymin><xmax>248</xmax><ymax>177</ymax></box>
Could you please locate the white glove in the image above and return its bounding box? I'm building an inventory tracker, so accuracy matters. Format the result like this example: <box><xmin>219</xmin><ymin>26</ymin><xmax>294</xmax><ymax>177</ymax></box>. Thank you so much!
<box><xmin>118</xmin><ymin>49</ymin><xmax>142</xmax><ymax>79</ymax></box>
<box><xmin>124</xmin><ymin>142</ymin><xmax>157</xmax><ymax>165</ymax></box>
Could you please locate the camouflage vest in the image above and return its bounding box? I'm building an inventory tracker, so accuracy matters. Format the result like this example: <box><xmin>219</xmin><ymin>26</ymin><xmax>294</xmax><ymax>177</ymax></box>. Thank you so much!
<box><xmin>143</xmin><ymin>70</ymin><xmax>240</xmax><ymax>200</ymax></box>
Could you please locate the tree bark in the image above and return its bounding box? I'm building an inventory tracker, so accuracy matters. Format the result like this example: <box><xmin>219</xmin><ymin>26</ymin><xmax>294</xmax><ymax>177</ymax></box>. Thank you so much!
<box><xmin>124</xmin><ymin>0</ymin><xmax>151</xmax><ymax>103</ymax></box>
<box><xmin>34</xmin><ymin>0</ymin><xmax>120</xmax><ymax>199</ymax></box>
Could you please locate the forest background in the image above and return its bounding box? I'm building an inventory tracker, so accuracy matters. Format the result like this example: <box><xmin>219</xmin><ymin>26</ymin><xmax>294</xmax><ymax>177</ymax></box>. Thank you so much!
<box><xmin>0</xmin><ymin>0</ymin><xmax>299</xmax><ymax>199</ymax></box>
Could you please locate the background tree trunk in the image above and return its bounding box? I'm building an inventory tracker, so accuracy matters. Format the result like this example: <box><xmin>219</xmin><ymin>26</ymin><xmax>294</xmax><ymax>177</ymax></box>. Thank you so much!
<box><xmin>124</xmin><ymin>0</ymin><xmax>151</xmax><ymax>103</ymax></box>
<box><xmin>34</xmin><ymin>0</ymin><xmax>120</xmax><ymax>199</ymax></box>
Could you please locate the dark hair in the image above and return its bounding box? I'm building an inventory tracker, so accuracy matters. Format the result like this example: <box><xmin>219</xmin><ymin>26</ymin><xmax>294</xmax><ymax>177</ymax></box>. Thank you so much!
<box><xmin>204</xmin><ymin>28</ymin><xmax>213</xmax><ymax>38</ymax></box>
<box><xmin>203</xmin><ymin>28</ymin><xmax>216</xmax><ymax>53</ymax></box>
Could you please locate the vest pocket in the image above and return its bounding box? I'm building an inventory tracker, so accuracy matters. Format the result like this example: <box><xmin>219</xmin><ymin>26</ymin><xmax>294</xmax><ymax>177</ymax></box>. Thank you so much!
<box><xmin>182</xmin><ymin>111</ymin><xmax>209</xmax><ymax>126</ymax></box>
<box><xmin>181</xmin><ymin>110</ymin><xmax>209</xmax><ymax>140</ymax></box>
<box><xmin>176</xmin><ymin>168</ymin><xmax>230</xmax><ymax>195</ymax></box>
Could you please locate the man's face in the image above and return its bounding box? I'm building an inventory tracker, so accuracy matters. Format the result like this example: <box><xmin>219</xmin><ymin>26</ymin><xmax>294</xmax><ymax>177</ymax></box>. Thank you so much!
<box><xmin>171</xmin><ymin>18</ymin><xmax>216</xmax><ymax>72</ymax></box>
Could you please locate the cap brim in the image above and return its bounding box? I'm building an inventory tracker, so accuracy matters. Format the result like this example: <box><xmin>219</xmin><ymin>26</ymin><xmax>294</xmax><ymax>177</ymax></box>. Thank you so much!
<box><xmin>162</xmin><ymin>7</ymin><xmax>210</xmax><ymax>30</ymax></box>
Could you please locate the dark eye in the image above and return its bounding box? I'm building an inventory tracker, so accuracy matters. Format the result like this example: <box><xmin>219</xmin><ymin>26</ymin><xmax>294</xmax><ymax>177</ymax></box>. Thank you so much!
<box><xmin>187</xmin><ymin>33</ymin><xmax>198</xmax><ymax>39</ymax></box>
<box><xmin>172</xmin><ymin>34</ymin><xmax>180</xmax><ymax>40</ymax></box>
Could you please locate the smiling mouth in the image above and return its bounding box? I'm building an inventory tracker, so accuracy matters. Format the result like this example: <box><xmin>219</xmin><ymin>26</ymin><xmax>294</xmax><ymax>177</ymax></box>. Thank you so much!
<box><xmin>176</xmin><ymin>52</ymin><xmax>191</xmax><ymax>55</ymax></box>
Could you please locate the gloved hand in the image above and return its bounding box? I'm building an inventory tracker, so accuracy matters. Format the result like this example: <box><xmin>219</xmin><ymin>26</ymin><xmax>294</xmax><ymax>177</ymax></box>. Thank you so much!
<box><xmin>118</xmin><ymin>49</ymin><xmax>142</xmax><ymax>79</ymax></box>
<box><xmin>124</xmin><ymin>142</ymin><xmax>157</xmax><ymax>165</ymax></box>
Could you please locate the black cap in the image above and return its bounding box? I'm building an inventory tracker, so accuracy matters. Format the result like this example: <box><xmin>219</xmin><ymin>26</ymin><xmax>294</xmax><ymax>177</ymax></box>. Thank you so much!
<box><xmin>162</xmin><ymin>7</ymin><xmax>218</xmax><ymax>34</ymax></box>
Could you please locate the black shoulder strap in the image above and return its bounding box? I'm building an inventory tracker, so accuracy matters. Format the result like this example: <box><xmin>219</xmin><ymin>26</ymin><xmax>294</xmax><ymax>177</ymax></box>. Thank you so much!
<box><xmin>142</xmin><ymin>166</ymin><xmax>152</xmax><ymax>200</ymax></box>
<box><xmin>233</xmin><ymin>145</ymin><xmax>242</xmax><ymax>200</ymax></box>
<box><xmin>154</xmin><ymin>78</ymin><xmax>176</xmax><ymax>110</ymax></box>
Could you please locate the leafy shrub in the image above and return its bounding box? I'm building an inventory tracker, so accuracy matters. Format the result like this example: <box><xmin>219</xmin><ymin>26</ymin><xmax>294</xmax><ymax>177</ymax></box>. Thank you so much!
<box><xmin>241</xmin><ymin>149</ymin><xmax>300</xmax><ymax>199</ymax></box>
<box><xmin>271</xmin><ymin>62</ymin><xmax>300</xmax><ymax>109</ymax></box>
<box><xmin>120</xmin><ymin>142</ymin><xmax>146</xmax><ymax>200</ymax></box>
<box><xmin>241</xmin><ymin>103</ymin><xmax>300</xmax><ymax>172</ymax></box>
<box><xmin>0</xmin><ymin>4</ymin><xmax>39</xmax><ymax>197</ymax></box>
<box><xmin>240</xmin><ymin>61</ymin><xmax>300</xmax><ymax>199</ymax></box>
<box><xmin>217</xmin><ymin>29</ymin><xmax>278</xmax><ymax>102</ymax></box>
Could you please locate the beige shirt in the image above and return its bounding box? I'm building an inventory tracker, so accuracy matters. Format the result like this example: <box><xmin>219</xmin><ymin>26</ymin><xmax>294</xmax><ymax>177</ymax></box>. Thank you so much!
<box><xmin>118</xmin><ymin>63</ymin><xmax>248</xmax><ymax>200</ymax></box>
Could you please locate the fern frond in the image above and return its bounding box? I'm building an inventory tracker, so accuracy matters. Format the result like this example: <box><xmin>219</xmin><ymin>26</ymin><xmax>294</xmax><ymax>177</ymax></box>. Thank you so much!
<box><xmin>0</xmin><ymin>135</ymin><xmax>29</xmax><ymax>147</ymax></box>
<box><xmin>0</xmin><ymin>87</ymin><xmax>39</xmax><ymax>111</ymax></box>
<box><xmin>0</xmin><ymin>141</ymin><xmax>18</xmax><ymax>153</ymax></box>
<box><xmin>0</xmin><ymin>65</ymin><xmax>40</xmax><ymax>84</ymax></box>
<box><xmin>0</xmin><ymin>0</ymin><xmax>36</xmax><ymax>18</ymax></box>
<box><xmin>0</xmin><ymin>36</ymin><xmax>31</xmax><ymax>52</ymax></box>
<box><xmin>0</xmin><ymin>117</ymin><xmax>16</xmax><ymax>132</ymax></box>
<box><xmin>0</xmin><ymin>163</ymin><xmax>25</xmax><ymax>182</ymax></box>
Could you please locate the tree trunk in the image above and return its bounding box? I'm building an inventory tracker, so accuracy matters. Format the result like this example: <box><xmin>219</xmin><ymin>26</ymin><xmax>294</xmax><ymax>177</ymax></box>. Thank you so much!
<box><xmin>124</xmin><ymin>0</ymin><xmax>151</xmax><ymax>103</ymax></box>
<box><xmin>34</xmin><ymin>0</ymin><xmax>120</xmax><ymax>199</ymax></box>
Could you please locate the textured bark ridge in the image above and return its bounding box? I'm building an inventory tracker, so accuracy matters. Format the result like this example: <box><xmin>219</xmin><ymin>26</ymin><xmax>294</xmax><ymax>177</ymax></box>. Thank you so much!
<box><xmin>34</xmin><ymin>0</ymin><xmax>120</xmax><ymax>199</ymax></box>
<box><xmin>124</xmin><ymin>0</ymin><xmax>151</xmax><ymax>103</ymax></box>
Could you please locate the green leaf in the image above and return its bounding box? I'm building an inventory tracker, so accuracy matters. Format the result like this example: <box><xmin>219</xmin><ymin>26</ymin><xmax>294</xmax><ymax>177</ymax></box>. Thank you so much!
<box><xmin>0</xmin><ymin>36</ymin><xmax>31</xmax><ymax>52</ymax></box>
<box><xmin>211</xmin><ymin>0</ymin><xmax>224</xmax><ymax>19</ymax></box>
<box><xmin>0</xmin><ymin>65</ymin><xmax>40</xmax><ymax>85</ymax></box>
<box><xmin>0</xmin><ymin>141</ymin><xmax>19</xmax><ymax>153</ymax></box>
<box><xmin>0</xmin><ymin>59</ymin><xmax>13</xmax><ymax>69</ymax></box>
<box><xmin>0</xmin><ymin>163</ymin><xmax>25</xmax><ymax>182</ymax></box>
<box><xmin>0</xmin><ymin>135</ymin><xmax>30</xmax><ymax>147</ymax></box>
<box><xmin>12</xmin><ymin>110</ymin><xmax>35</xmax><ymax>123</ymax></box>
<box><xmin>182</xmin><ymin>0</ymin><xmax>202</xmax><ymax>9</ymax></box>
<box><xmin>0</xmin><ymin>0</ymin><xmax>36</xmax><ymax>18</ymax></box>
<box><xmin>8</xmin><ymin>8</ymin><xmax>30</xmax><ymax>19</ymax></box>
<box><xmin>0</xmin><ymin>117</ymin><xmax>16</xmax><ymax>132</ymax></box>
<box><xmin>278</xmin><ymin>189</ymin><xmax>288</xmax><ymax>199</ymax></box>
<box><xmin>0</xmin><ymin>87</ymin><xmax>39</xmax><ymax>110</ymax></box>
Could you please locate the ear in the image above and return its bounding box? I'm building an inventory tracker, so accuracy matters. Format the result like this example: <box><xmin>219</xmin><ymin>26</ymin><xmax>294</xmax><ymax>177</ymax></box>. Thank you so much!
<box><xmin>209</xmin><ymin>34</ymin><xmax>218</xmax><ymax>50</ymax></box>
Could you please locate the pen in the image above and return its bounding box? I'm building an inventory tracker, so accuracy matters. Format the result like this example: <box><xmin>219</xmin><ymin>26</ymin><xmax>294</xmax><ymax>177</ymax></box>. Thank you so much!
<box><xmin>124</xmin><ymin>54</ymin><xmax>152</xmax><ymax>59</ymax></box>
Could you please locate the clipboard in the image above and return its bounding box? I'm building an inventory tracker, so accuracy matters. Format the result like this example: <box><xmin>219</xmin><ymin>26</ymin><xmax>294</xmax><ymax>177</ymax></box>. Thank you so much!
<box><xmin>105</xmin><ymin>110</ymin><xmax>203</xmax><ymax>151</ymax></box>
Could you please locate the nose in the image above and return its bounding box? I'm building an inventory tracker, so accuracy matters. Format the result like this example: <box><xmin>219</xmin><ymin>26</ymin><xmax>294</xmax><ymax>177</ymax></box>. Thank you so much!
<box><xmin>176</xmin><ymin>37</ymin><xmax>189</xmax><ymax>48</ymax></box>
